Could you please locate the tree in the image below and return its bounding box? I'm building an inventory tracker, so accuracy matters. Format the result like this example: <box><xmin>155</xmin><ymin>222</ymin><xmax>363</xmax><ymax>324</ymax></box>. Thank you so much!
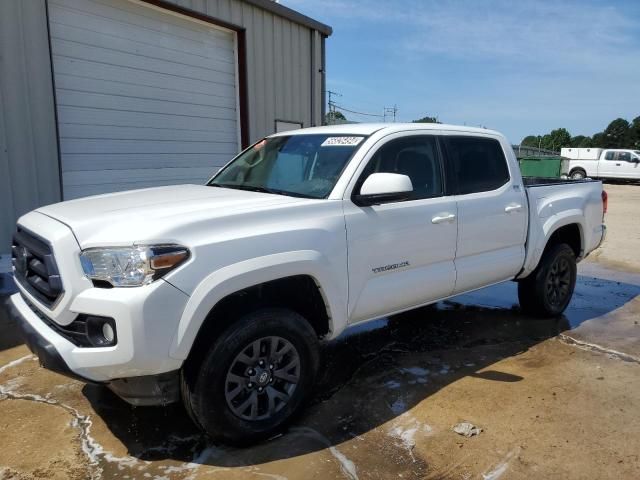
<box><xmin>521</xmin><ymin>135</ymin><xmax>541</xmax><ymax>147</ymax></box>
<box><xmin>629</xmin><ymin>116</ymin><xmax>640</xmax><ymax>149</ymax></box>
<box><xmin>570</xmin><ymin>135</ymin><xmax>593</xmax><ymax>148</ymax></box>
<box><xmin>591</xmin><ymin>132</ymin><xmax>605</xmax><ymax>147</ymax></box>
<box><xmin>542</xmin><ymin>128</ymin><xmax>572</xmax><ymax>151</ymax></box>
<box><xmin>324</xmin><ymin>110</ymin><xmax>346</xmax><ymax>124</ymax></box>
<box><xmin>602</xmin><ymin>118</ymin><xmax>631</xmax><ymax>148</ymax></box>
<box><xmin>412</xmin><ymin>115</ymin><xmax>440</xmax><ymax>124</ymax></box>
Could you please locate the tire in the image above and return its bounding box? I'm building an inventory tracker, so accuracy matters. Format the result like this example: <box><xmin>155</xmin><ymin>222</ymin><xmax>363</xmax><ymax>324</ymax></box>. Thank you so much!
<box><xmin>518</xmin><ymin>243</ymin><xmax>577</xmax><ymax>317</ymax></box>
<box><xmin>183</xmin><ymin>308</ymin><xmax>319</xmax><ymax>445</ymax></box>
<box><xmin>570</xmin><ymin>169</ymin><xmax>586</xmax><ymax>180</ymax></box>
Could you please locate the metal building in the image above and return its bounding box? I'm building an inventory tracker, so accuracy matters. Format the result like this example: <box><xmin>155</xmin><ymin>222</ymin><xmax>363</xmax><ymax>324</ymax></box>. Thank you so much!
<box><xmin>0</xmin><ymin>0</ymin><xmax>331</xmax><ymax>272</ymax></box>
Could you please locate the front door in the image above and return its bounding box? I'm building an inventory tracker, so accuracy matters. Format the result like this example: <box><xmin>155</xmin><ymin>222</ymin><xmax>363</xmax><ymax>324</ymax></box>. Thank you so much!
<box><xmin>344</xmin><ymin>133</ymin><xmax>458</xmax><ymax>324</ymax></box>
<box><xmin>442</xmin><ymin>134</ymin><xmax>527</xmax><ymax>294</ymax></box>
<box><xmin>598</xmin><ymin>150</ymin><xmax>631</xmax><ymax>178</ymax></box>
<box><xmin>617</xmin><ymin>151</ymin><xmax>640</xmax><ymax>179</ymax></box>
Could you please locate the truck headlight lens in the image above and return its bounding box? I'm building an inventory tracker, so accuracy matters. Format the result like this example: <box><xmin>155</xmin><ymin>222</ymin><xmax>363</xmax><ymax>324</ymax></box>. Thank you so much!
<box><xmin>80</xmin><ymin>245</ymin><xmax>189</xmax><ymax>287</ymax></box>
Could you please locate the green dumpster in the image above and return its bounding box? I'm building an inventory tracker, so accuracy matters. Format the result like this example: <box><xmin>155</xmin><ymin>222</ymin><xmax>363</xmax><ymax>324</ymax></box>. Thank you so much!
<box><xmin>518</xmin><ymin>156</ymin><xmax>566</xmax><ymax>178</ymax></box>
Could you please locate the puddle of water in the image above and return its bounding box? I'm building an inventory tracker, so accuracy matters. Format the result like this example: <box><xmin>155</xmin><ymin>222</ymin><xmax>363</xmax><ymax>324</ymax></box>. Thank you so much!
<box><xmin>2</xmin><ymin>261</ymin><xmax>638</xmax><ymax>478</ymax></box>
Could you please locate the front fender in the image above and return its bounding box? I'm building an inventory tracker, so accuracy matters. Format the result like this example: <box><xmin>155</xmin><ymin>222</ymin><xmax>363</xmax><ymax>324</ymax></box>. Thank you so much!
<box><xmin>168</xmin><ymin>250</ymin><xmax>347</xmax><ymax>360</ymax></box>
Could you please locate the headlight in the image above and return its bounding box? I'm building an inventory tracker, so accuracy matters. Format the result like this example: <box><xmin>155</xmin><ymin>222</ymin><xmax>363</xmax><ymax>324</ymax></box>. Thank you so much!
<box><xmin>80</xmin><ymin>245</ymin><xmax>189</xmax><ymax>287</ymax></box>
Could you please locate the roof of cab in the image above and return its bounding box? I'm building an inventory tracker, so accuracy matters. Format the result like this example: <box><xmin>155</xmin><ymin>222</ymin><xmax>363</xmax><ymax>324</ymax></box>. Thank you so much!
<box><xmin>270</xmin><ymin>123</ymin><xmax>502</xmax><ymax>138</ymax></box>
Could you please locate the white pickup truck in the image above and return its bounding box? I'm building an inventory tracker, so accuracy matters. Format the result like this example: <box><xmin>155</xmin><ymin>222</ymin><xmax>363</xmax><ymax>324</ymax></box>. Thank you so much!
<box><xmin>9</xmin><ymin>123</ymin><xmax>606</xmax><ymax>444</ymax></box>
<box><xmin>562</xmin><ymin>147</ymin><xmax>640</xmax><ymax>180</ymax></box>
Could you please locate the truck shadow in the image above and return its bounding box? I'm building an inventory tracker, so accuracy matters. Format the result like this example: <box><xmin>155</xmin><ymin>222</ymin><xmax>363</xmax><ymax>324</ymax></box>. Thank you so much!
<box><xmin>82</xmin><ymin>264</ymin><xmax>640</xmax><ymax>469</ymax></box>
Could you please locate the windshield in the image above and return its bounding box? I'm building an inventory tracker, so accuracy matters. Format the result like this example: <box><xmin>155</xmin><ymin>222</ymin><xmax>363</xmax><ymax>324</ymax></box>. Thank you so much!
<box><xmin>209</xmin><ymin>134</ymin><xmax>366</xmax><ymax>199</ymax></box>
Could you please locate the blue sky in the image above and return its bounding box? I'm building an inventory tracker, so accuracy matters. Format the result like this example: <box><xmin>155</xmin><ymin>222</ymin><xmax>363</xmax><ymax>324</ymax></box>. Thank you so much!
<box><xmin>283</xmin><ymin>0</ymin><xmax>640</xmax><ymax>143</ymax></box>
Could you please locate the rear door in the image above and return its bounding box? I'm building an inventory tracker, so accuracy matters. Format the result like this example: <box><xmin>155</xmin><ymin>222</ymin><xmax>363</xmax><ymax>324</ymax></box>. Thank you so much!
<box><xmin>344</xmin><ymin>133</ymin><xmax>458</xmax><ymax>324</ymax></box>
<box><xmin>443</xmin><ymin>134</ymin><xmax>527</xmax><ymax>294</ymax></box>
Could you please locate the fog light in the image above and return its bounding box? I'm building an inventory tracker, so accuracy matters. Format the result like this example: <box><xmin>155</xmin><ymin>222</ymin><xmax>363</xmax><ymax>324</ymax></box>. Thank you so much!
<box><xmin>102</xmin><ymin>322</ymin><xmax>115</xmax><ymax>343</ymax></box>
<box><xmin>84</xmin><ymin>315</ymin><xmax>117</xmax><ymax>347</ymax></box>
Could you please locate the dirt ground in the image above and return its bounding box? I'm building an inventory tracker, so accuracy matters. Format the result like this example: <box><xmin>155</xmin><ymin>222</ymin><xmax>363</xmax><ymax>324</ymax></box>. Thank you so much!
<box><xmin>589</xmin><ymin>183</ymin><xmax>640</xmax><ymax>272</ymax></box>
<box><xmin>1</xmin><ymin>183</ymin><xmax>639</xmax><ymax>480</ymax></box>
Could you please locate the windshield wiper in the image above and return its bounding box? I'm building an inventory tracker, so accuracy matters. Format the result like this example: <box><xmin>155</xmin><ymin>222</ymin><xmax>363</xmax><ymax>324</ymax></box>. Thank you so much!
<box><xmin>210</xmin><ymin>183</ymin><xmax>314</xmax><ymax>199</ymax></box>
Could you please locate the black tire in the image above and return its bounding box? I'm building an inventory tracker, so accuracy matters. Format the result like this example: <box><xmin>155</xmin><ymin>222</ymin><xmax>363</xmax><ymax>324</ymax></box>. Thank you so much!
<box><xmin>570</xmin><ymin>169</ymin><xmax>586</xmax><ymax>180</ymax></box>
<box><xmin>183</xmin><ymin>308</ymin><xmax>319</xmax><ymax>445</ymax></box>
<box><xmin>518</xmin><ymin>243</ymin><xmax>577</xmax><ymax>317</ymax></box>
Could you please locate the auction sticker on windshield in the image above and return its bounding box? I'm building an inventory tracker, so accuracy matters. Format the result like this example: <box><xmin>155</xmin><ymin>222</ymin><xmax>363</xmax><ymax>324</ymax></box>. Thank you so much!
<box><xmin>321</xmin><ymin>136</ymin><xmax>364</xmax><ymax>147</ymax></box>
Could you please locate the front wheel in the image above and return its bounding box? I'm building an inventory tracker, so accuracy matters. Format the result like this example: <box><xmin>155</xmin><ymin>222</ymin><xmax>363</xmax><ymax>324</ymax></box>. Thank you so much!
<box><xmin>183</xmin><ymin>308</ymin><xmax>319</xmax><ymax>445</ymax></box>
<box><xmin>518</xmin><ymin>243</ymin><xmax>577</xmax><ymax>317</ymax></box>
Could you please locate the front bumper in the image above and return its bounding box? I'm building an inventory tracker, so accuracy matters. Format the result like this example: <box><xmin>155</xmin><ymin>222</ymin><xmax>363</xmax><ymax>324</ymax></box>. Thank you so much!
<box><xmin>6</xmin><ymin>296</ymin><xmax>97</xmax><ymax>384</ymax></box>
<box><xmin>7</xmin><ymin>293</ymin><xmax>181</xmax><ymax>405</ymax></box>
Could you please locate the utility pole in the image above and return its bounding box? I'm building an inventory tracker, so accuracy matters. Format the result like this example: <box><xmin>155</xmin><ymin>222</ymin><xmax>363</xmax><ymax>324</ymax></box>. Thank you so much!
<box><xmin>327</xmin><ymin>90</ymin><xmax>341</xmax><ymax>123</ymax></box>
<box><xmin>383</xmin><ymin>105</ymin><xmax>398</xmax><ymax>123</ymax></box>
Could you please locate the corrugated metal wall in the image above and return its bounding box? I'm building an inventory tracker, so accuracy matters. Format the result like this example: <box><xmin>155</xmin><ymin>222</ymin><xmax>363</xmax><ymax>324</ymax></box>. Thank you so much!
<box><xmin>0</xmin><ymin>0</ymin><xmax>62</xmax><ymax>263</ymax></box>
<box><xmin>164</xmin><ymin>0</ymin><xmax>324</xmax><ymax>140</ymax></box>
<box><xmin>0</xmin><ymin>0</ymin><xmax>326</xmax><ymax>260</ymax></box>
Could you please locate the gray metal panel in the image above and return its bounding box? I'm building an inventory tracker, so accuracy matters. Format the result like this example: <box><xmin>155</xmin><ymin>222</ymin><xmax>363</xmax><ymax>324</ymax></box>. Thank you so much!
<box><xmin>170</xmin><ymin>0</ymin><xmax>324</xmax><ymax>142</ymax></box>
<box><xmin>0</xmin><ymin>0</ymin><xmax>61</xmax><ymax>257</ymax></box>
<box><xmin>0</xmin><ymin>0</ymin><xmax>328</xmax><ymax>259</ymax></box>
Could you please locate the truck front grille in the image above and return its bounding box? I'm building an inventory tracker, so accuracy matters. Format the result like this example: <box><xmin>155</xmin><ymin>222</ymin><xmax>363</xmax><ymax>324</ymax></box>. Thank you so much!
<box><xmin>11</xmin><ymin>227</ymin><xmax>63</xmax><ymax>307</ymax></box>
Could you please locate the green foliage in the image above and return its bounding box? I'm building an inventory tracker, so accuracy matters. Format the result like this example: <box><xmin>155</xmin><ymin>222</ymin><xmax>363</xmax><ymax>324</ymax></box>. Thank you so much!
<box><xmin>570</xmin><ymin>135</ymin><xmax>592</xmax><ymax>147</ymax></box>
<box><xmin>521</xmin><ymin>115</ymin><xmax>640</xmax><ymax>150</ymax></box>
<box><xmin>541</xmin><ymin>128</ymin><xmax>572</xmax><ymax>150</ymax></box>
<box><xmin>412</xmin><ymin>115</ymin><xmax>440</xmax><ymax>124</ymax></box>
<box><xmin>324</xmin><ymin>111</ymin><xmax>346</xmax><ymax>124</ymax></box>
<box><xmin>631</xmin><ymin>116</ymin><xmax>640</xmax><ymax>149</ymax></box>
<box><xmin>602</xmin><ymin>118</ymin><xmax>631</xmax><ymax>148</ymax></box>
<box><xmin>521</xmin><ymin>135</ymin><xmax>541</xmax><ymax>147</ymax></box>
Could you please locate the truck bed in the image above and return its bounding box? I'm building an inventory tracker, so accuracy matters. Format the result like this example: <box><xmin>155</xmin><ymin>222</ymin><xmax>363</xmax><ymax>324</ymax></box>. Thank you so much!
<box><xmin>522</xmin><ymin>177</ymin><xmax>599</xmax><ymax>187</ymax></box>
<box><xmin>518</xmin><ymin>176</ymin><xmax>604</xmax><ymax>278</ymax></box>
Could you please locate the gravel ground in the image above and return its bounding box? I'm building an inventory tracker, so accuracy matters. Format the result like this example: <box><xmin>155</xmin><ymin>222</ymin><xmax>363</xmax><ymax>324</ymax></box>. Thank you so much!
<box><xmin>1</xmin><ymin>183</ymin><xmax>639</xmax><ymax>480</ymax></box>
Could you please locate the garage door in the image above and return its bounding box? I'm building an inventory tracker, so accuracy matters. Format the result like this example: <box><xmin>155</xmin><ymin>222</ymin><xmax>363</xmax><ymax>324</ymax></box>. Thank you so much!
<box><xmin>48</xmin><ymin>0</ymin><xmax>240</xmax><ymax>199</ymax></box>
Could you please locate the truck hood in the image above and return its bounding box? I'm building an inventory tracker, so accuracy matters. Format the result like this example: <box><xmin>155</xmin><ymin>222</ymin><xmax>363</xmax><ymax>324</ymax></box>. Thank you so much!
<box><xmin>36</xmin><ymin>184</ymin><xmax>307</xmax><ymax>247</ymax></box>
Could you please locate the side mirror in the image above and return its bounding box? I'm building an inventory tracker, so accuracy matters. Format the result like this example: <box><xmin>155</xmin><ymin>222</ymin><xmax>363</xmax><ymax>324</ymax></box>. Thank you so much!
<box><xmin>353</xmin><ymin>173</ymin><xmax>413</xmax><ymax>206</ymax></box>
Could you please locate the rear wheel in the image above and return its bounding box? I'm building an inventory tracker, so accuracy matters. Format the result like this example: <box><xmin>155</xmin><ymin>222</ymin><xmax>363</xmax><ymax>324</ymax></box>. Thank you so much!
<box><xmin>183</xmin><ymin>308</ymin><xmax>319</xmax><ymax>445</ymax></box>
<box><xmin>570</xmin><ymin>169</ymin><xmax>586</xmax><ymax>180</ymax></box>
<box><xmin>518</xmin><ymin>243</ymin><xmax>577</xmax><ymax>317</ymax></box>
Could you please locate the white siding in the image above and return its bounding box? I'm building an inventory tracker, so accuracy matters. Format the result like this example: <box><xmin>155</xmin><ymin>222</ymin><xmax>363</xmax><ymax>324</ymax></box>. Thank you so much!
<box><xmin>49</xmin><ymin>0</ymin><xmax>240</xmax><ymax>199</ymax></box>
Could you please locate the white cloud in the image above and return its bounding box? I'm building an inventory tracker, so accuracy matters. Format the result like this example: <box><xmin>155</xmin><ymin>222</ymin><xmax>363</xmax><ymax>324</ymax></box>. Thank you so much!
<box><xmin>287</xmin><ymin>0</ymin><xmax>639</xmax><ymax>74</ymax></box>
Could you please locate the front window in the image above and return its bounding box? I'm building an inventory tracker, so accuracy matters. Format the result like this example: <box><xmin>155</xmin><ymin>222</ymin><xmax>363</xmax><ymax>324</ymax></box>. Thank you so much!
<box><xmin>209</xmin><ymin>134</ymin><xmax>366</xmax><ymax>199</ymax></box>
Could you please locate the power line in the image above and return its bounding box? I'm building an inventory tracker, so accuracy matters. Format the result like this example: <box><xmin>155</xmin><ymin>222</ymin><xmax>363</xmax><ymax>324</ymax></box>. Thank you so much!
<box><xmin>332</xmin><ymin>103</ymin><xmax>384</xmax><ymax>118</ymax></box>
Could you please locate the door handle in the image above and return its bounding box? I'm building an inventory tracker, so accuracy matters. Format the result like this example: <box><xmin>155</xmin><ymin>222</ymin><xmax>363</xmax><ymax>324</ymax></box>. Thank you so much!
<box><xmin>616</xmin><ymin>163</ymin><xmax>621</xmax><ymax>166</ymax></box>
<box><xmin>505</xmin><ymin>204</ymin><xmax>522</xmax><ymax>213</ymax></box>
<box><xmin>431</xmin><ymin>213</ymin><xmax>456</xmax><ymax>224</ymax></box>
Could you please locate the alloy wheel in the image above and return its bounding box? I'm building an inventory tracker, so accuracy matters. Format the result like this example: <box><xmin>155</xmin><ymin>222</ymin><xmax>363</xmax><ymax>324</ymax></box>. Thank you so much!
<box><xmin>224</xmin><ymin>336</ymin><xmax>301</xmax><ymax>421</ymax></box>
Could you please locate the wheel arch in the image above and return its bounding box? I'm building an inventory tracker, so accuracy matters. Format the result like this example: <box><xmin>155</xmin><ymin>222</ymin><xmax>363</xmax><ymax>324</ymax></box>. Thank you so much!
<box><xmin>518</xmin><ymin>215</ymin><xmax>585</xmax><ymax>279</ymax></box>
<box><xmin>169</xmin><ymin>251</ymin><xmax>347</xmax><ymax>362</ymax></box>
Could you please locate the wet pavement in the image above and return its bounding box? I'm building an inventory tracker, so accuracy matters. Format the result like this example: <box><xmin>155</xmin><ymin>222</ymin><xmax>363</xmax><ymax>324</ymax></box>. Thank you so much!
<box><xmin>1</xmin><ymin>261</ymin><xmax>639</xmax><ymax>479</ymax></box>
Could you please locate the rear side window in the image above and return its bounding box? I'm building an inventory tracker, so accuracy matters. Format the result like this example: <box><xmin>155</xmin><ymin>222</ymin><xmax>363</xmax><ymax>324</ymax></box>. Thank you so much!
<box><xmin>445</xmin><ymin>136</ymin><xmax>510</xmax><ymax>194</ymax></box>
<box><xmin>604</xmin><ymin>151</ymin><xmax>615</xmax><ymax>160</ymax></box>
